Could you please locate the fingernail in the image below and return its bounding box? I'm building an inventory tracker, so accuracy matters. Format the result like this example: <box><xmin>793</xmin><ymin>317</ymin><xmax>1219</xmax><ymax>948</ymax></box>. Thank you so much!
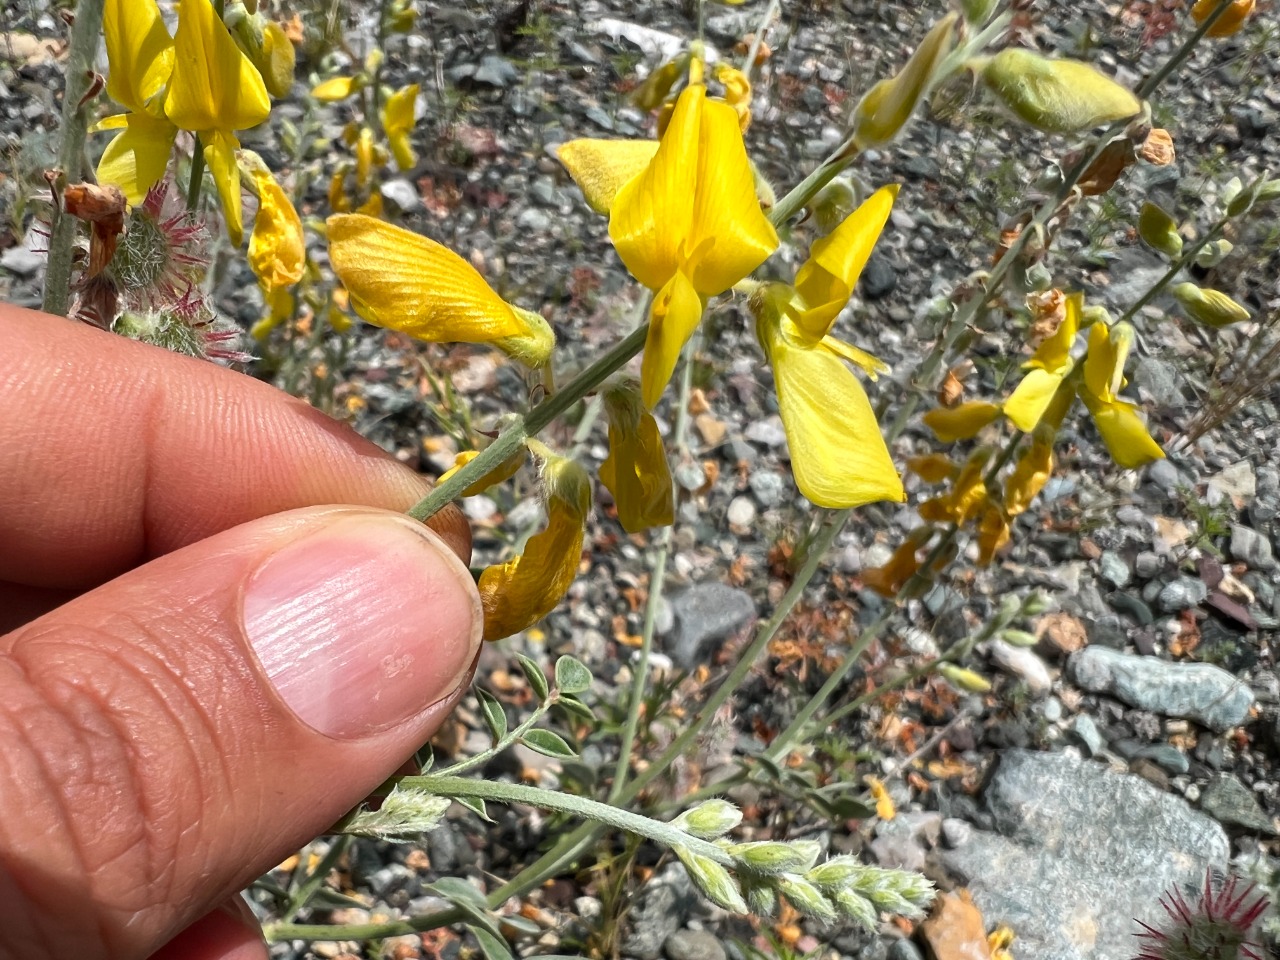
<box><xmin>242</xmin><ymin>513</ymin><xmax>480</xmax><ymax>739</ymax></box>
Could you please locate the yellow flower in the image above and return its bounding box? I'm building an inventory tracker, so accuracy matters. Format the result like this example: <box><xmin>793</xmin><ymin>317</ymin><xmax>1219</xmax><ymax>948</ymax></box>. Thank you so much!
<box><xmin>918</xmin><ymin>449</ymin><xmax>989</xmax><ymax>525</ymax></box>
<box><xmin>382</xmin><ymin>83</ymin><xmax>420</xmax><ymax>171</ymax></box>
<box><xmin>326</xmin><ymin>213</ymin><xmax>555</xmax><ymax>366</ymax></box>
<box><xmin>312</xmin><ymin>75</ymin><xmax>361</xmax><ymax>101</ymax></box>
<box><xmin>1170</xmin><ymin>282</ymin><xmax>1250</xmax><ymax>328</ymax></box>
<box><xmin>555</xmin><ymin>139</ymin><xmax>660</xmax><ymax>214</ymax></box>
<box><xmin>478</xmin><ymin>454</ymin><xmax>590</xmax><ymax>642</ymax></box>
<box><xmin>923</xmin><ymin>400</ymin><xmax>1001</xmax><ymax>443</ymax></box>
<box><xmin>714</xmin><ymin>63</ymin><xmax>753</xmax><ymax>131</ymax></box>
<box><xmin>256</xmin><ymin>20</ymin><xmax>297</xmax><ymax>99</ymax></box>
<box><xmin>244</xmin><ymin>158</ymin><xmax>304</xmax><ymax>293</ymax></box>
<box><xmin>599</xmin><ymin>379</ymin><xmax>675</xmax><ymax>532</ymax></box>
<box><xmin>1005</xmin><ymin>436</ymin><xmax>1054</xmax><ymax>517</ymax></box>
<box><xmin>1191</xmin><ymin>0</ymin><xmax>1255</xmax><ymax>36</ymax></box>
<box><xmin>852</xmin><ymin>13</ymin><xmax>961</xmax><ymax>148</ymax></box>
<box><xmin>975</xmin><ymin>501</ymin><xmax>1011</xmax><ymax>566</ymax></box>
<box><xmin>1003</xmin><ymin>291</ymin><xmax>1082</xmax><ymax>432</ymax></box>
<box><xmin>94</xmin><ymin>0</ymin><xmax>178</xmax><ymax>203</ymax></box>
<box><xmin>861</xmin><ymin>529</ymin><xmax>933</xmax><ymax>597</ymax></box>
<box><xmin>866</xmin><ymin>777</ymin><xmax>896</xmax><ymax>821</ymax></box>
<box><xmin>906</xmin><ymin>453</ymin><xmax>958</xmax><ymax>484</ymax></box>
<box><xmin>1078</xmin><ymin>322</ymin><xmax>1164</xmax><ymax>468</ymax></box>
<box><xmin>609</xmin><ymin>82</ymin><xmax>778</xmax><ymax>407</ymax></box>
<box><xmin>439</xmin><ymin>447</ymin><xmax>527</xmax><ymax>497</ymax></box>
<box><xmin>164</xmin><ymin>0</ymin><xmax>271</xmax><ymax>247</ymax></box>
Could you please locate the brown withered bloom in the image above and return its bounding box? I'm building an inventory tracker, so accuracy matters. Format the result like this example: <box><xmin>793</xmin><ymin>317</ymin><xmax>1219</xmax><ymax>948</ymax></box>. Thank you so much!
<box><xmin>1139</xmin><ymin>128</ymin><xmax>1175</xmax><ymax>166</ymax></box>
<box><xmin>1026</xmin><ymin>288</ymin><xmax>1067</xmax><ymax>345</ymax></box>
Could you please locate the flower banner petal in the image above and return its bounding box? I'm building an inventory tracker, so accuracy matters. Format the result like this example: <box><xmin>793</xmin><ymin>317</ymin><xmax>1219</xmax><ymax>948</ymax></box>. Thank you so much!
<box><xmin>103</xmin><ymin>0</ymin><xmax>174</xmax><ymax>116</ymax></box>
<box><xmin>165</xmin><ymin>0</ymin><xmax>269</xmax><ymax>133</ymax></box>
<box><xmin>923</xmin><ymin>400</ymin><xmax>1001</xmax><ymax>443</ymax></box>
<box><xmin>556</xmin><ymin>139</ymin><xmax>659</xmax><ymax>215</ymax></box>
<box><xmin>1082</xmin><ymin>394</ymin><xmax>1165</xmax><ymax>469</ymax></box>
<box><xmin>202</xmin><ymin>129</ymin><xmax>245</xmax><ymax>246</ymax></box>
<box><xmin>96</xmin><ymin>112</ymin><xmax>177</xmax><ymax>204</ymax></box>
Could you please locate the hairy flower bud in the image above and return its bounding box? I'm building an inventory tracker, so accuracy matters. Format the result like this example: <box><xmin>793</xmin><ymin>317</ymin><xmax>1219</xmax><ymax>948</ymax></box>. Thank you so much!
<box><xmin>982</xmin><ymin>48</ymin><xmax>1141</xmax><ymax>134</ymax></box>
<box><xmin>673</xmin><ymin>799</ymin><xmax>742</xmax><ymax>840</ymax></box>
<box><xmin>675</xmin><ymin>848</ymin><xmax>747</xmax><ymax>914</ymax></box>
<box><xmin>938</xmin><ymin>662</ymin><xmax>993</xmax><ymax>693</ymax></box>
<box><xmin>1194</xmin><ymin>239</ymin><xmax>1233</xmax><ymax>269</ymax></box>
<box><xmin>1138</xmin><ymin>201</ymin><xmax>1182</xmax><ymax>259</ymax></box>
<box><xmin>1171</xmin><ymin>283</ymin><xmax>1250</xmax><ymax>328</ymax></box>
<box><xmin>728</xmin><ymin>841</ymin><xmax>822</xmax><ymax>877</ymax></box>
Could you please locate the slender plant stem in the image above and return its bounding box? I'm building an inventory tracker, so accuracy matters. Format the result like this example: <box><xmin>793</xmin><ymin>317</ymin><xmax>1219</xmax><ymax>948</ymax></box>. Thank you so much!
<box><xmin>1117</xmin><ymin>212</ymin><xmax>1231</xmax><ymax>326</ymax></box>
<box><xmin>436</xmin><ymin>699</ymin><xmax>553</xmax><ymax>779</ymax></box>
<box><xmin>741</xmin><ymin>0</ymin><xmax>780</xmax><ymax>77</ymax></box>
<box><xmin>41</xmin><ymin>0</ymin><xmax>107</xmax><ymax>316</ymax></box>
<box><xmin>280</xmin><ymin>835</ymin><xmax>351</xmax><ymax>925</ymax></box>
<box><xmin>186</xmin><ymin>136</ymin><xmax>207</xmax><ymax>213</ymax></box>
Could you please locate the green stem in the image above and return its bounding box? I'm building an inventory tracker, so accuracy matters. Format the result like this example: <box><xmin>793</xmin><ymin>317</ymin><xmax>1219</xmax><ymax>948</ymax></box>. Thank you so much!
<box><xmin>1116</xmin><ymin>212</ymin><xmax>1231</xmax><ymax>327</ymax></box>
<box><xmin>437</xmin><ymin>698</ymin><xmax>553</xmax><ymax>779</ymax></box>
<box><xmin>186</xmin><ymin>136</ymin><xmax>206</xmax><ymax>214</ymax></box>
<box><xmin>403</xmin><ymin>774</ymin><xmax>733</xmax><ymax>865</ymax></box>
<box><xmin>41</xmin><ymin>0</ymin><xmax>107</xmax><ymax>316</ymax></box>
<box><xmin>407</xmin><ymin>322</ymin><xmax>649</xmax><ymax>521</ymax></box>
<box><xmin>280</xmin><ymin>835</ymin><xmax>351</xmax><ymax>925</ymax></box>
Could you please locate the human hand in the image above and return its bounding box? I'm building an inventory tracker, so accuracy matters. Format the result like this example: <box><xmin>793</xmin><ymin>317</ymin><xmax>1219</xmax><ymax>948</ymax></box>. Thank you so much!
<box><xmin>0</xmin><ymin>304</ymin><xmax>482</xmax><ymax>960</ymax></box>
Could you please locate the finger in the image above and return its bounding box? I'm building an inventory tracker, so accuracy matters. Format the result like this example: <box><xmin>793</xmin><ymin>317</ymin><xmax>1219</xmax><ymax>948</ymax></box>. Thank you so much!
<box><xmin>149</xmin><ymin>897</ymin><xmax>267</xmax><ymax>960</ymax></box>
<box><xmin>0</xmin><ymin>506</ymin><xmax>482</xmax><ymax>960</ymax></box>
<box><xmin>0</xmin><ymin>304</ymin><xmax>469</xmax><ymax>589</ymax></box>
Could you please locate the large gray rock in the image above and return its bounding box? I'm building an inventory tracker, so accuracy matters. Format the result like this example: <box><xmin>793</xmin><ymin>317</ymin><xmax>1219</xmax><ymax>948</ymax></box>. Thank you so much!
<box><xmin>1068</xmin><ymin>646</ymin><xmax>1254</xmax><ymax>732</ymax></box>
<box><xmin>622</xmin><ymin>862</ymin><xmax>695</xmax><ymax>960</ymax></box>
<box><xmin>940</xmin><ymin>750</ymin><xmax>1229</xmax><ymax>960</ymax></box>
<box><xmin>667</xmin><ymin>583</ymin><xmax>756</xmax><ymax>670</ymax></box>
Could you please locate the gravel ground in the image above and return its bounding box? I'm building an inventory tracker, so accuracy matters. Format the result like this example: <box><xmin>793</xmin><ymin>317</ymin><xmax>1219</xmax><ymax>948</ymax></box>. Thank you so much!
<box><xmin>2</xmin><ymin>1</ymin><xmax>1280</xmax><ymax>958</ymax></box>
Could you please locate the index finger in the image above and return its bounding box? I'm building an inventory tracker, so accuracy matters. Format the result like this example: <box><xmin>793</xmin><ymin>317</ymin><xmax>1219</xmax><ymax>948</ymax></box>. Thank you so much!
<box><xmin>0</xmin><ymin>304</ymin><xmax>468</xmax><ymax>589</ymax></box>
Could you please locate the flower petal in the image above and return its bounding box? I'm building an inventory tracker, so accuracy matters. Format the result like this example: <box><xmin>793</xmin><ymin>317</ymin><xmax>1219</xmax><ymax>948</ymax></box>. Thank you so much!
<box><xmin>762</xmin><ymin>321</ymin><xmax>904</xmax><ymax>508</ymax></box>
<box><xmin>103</xmin><ymin>0</ymin><xmax>174</xmax><ymax>116</ymax></box>
<box><xmin>556</xmin><ymin>138</ymin><xmax>659</xmax><ymax>215</ymax></box>
<box><xmin>1025</xmin><ymin>289</ymin><xmax>1081</xmax><ymax>372</ymax></box>
<box><xmin>248</xmin><ymin>169</ymin><xmax>304</xmax><ymax>291</ymax></box>
<box><xmin>922</xmin><ymin>400</ymin><xmax>1001</xmax><ymax>443</ymax></box>
<box><xmin>820</xmin><ymin>334</ymin><xmax>890</xmax><ymax>379</ymax></box>
<box><xmin>641</xmin><ymin>270</ymin><xmax>703</xmax><ymax>409</ymax></box>
<box><xmin>382</xmin><ymin>84</ymin><xmax>419</xmax><ymax>170</ymax></box>
<box><xmin>600</xmin><ymin>409</ymin><xmax>674</xmax><ymax>533</ymax></box>
<box><xmin>792</xmin><ymin>185</ymin><xmax>898</xmax><ymax>340</ymax></box>
<box><xmin>95</xmin><ymin>112</ymin><xmax>177</xmax><ymax>204</ymax></box>
<box><xmin>439</xmin><ymin>448</ymin><xmax>526</xmax><ymax>497</ymax></box>
<box><xmin>1003</xmin><ymin>366</ymin><xmax>1069</xmax><ymax>433</ymax></box>
<box><xmin>202</xmin><ymin>129</ymin><xmax>244</xmax><ymax>246</ymax></box>
<box><xmin>1005</xmin><ymin>437</ymin><xmax>1053</xmax><ymax>516</ymax></box>
<box><xmin>311</xmin><ymin>76</ymin><xmax>358</xmax><ymax>102</ymax></box>
<box><xmin>1082</xmin><ymin>394</ymin><xmax>1164</xmax><ymax>469</ymax></box>
<box><xmin>164</xmin><ymin>0</ymin><xmax>270</xmax><ymax>133</ymax></box>
<box><xmin>326</xmin><ymin>213</ymin><xmax>529</xmax><ymax>345</ymax></box>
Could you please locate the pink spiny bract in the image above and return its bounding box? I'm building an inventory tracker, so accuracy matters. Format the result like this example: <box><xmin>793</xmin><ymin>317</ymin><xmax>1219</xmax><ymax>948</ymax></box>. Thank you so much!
<box><xmin>1133</xmin><ymin>870</ymin><xmax>1269</xmax><ymax>960</ymax></box>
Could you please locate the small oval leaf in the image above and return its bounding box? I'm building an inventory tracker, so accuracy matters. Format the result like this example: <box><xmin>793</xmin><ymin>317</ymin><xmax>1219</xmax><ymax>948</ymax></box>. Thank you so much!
<box><xmin>455</xmin><ymin>795</ymin><xmax>493</xmax><ymax>823</ymax></box>
<box><xmin>521</xmin><ymin>728</ymin><xmax>577</xmax><ymax>759</ymax></box>
<box><xmin>516</xmin><ymin>653</ymin><xmax>550</xmax><ymax>702</ymax></box>
<box><xmin>555</xmin><ymin>695</ymin><xmax>597</xmax><ymax>724</ymax></box>
<box><xmin>476</xmin><ymin>688</ymin><xmax>508</xmax><ymax>742</ymax></box>
<box><xmin>555</xmin><ymin>655</ymin><xmax>592</xmax><ymax>694</ymax></box>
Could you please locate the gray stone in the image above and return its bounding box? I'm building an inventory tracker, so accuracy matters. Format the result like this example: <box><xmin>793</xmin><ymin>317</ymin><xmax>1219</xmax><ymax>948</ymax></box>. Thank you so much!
<box><xmin>1135</xmin><ymin>551</ymin><xmax>1163</xmax><ymax>579</ymax></box>
<box><xmin>748</xmin><ymin>470</ymin><xmax>786</xmax><ymax>508</ymax></box>
<box><xmin>744</xmin><ymin>416</ymin><xmax>787</xmax><ymax>447</ymax></box>
<box><xmin>380</xmin><ymin>178</ymin><xmax>421</xmax><ymax>212</ymax></box>
<box><xmin>887</xmin><ymin>941</ymin><xmax>924</xmax><ymax>960</ymax></box>
<box><xmin>473</xmin><ymin>54</ymin><xmax>519</xmax><ymax>87</ymax></box>
<box><xmin>664</xmin><ymin>929</ymin><xmax>727</xmax><ymax>960</ymax></box>
<box><xmin>1134</xmin><ymin>744</ymin><xmax>1190</xmax><ymax>776</ymax></box>
<box><xmin>1098</xmin><ymin>550</ymin><xmax>1131</xmax><ymax>589</ymax></box>
<box><xmin>1230</xmin><ymin>524</ymin><xmax>1277</xmax><ymax>571</ymax></box>
<box><xmin>939</xmin><ymin>750</ymin><xmax>1228</xmax><ymax>960</ymax></box>
<box><xmin>1147</xmin><ymin>458</ymin><xmax>1182</xmax><ymax>493</ymax></box>
<box><xmin>1043</xmin><ymin>697</ymin><xmax>1063</xmax><ymax>723</ymax></box>
<box><xmin>516</xmin><ymin>207</ymin><xmax>551</xmax><ymax>232</ymax></box>
<box><xmin>1199</xmin><ymin>774</ymin><xmax>1277</xmax><ymax>834</ymax></box>
<box><xmin>941</xmin><ymin>817</ymin><xmax>973</xmax><ymax>848</ymax></box>
<box><xmin>859</xmin><ymin>252</ymin><xmax>897</xmax><ymax>300</ymax></box>
<box><xmin>1068</xmin><ymin>646</ymin><xmax>1255</xmax><ymax>732</ymax></box>
<box><xmin>0</xmin><ymin>244</ymin><xmax>43</xmax><ymax>277</ymax></box>
<box><xmin>668</xmin><ymin>583</ymin><xmax>756</xmax><ymax>670</ymax></box>
<box><xmin>726</xmin><ymin>496</ymin><xmax>756</xmax><ymax>528</ymax></box>
<box><xmin>987</xmin><ymin>640</ymin><xmax>1052</xmax><ymax>696</ymax></box>
<box><xmin>1133</xmin><ymin>356</ymin><xmax>1181</xmax><ymax>405</ymax></box>
<box><xmin>623</xmin><ymin>862</ymin><xmax>695</xmax><ymax>960</ymax></box>
<box><xmin>1158</xmin><ymin>577</ymin><xmax>1208</xmax><ymax>612</ymax></box>
<box><xmin>1070</xmin><ymin>714</ymin><xmax>1105</xmax><ymax>756</ymax></box>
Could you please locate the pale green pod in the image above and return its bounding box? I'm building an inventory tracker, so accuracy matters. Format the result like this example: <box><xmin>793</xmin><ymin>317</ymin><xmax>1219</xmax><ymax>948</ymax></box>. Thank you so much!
<box><xmin>1137</xmin><ymin>201</ymin><xmax>1182</xmax><ymax>259</ymax></box>
<box><xmin>1171</xmin><ymin>282</ymin><xmax>1250</xmax><ymax>328</ymax></box>
<box><xmin>982</xmin><ymin>48</ymin><xmax>1141</xmax><ymax>134</ymax></box>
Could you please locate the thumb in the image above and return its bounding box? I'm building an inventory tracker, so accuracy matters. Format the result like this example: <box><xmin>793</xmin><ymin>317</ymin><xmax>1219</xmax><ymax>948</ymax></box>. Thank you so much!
<box><xmin>0</xmin><ymin>506</ymin><xmax>482</xmax><ymax>960</ymax></box>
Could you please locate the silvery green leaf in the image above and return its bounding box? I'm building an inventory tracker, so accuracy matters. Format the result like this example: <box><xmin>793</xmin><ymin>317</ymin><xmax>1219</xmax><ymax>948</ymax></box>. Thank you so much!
<box><xmin>554</xmin><ymin>655</ymin><xmax>592</xmax><ymax>694</ymax></box>
<box><xmin>521</xmin><ymin>728</ymin><xmax>576</xmax><ymax>759</ymax></box>
<box><xmin>516</xmin><ymin>654</ymin><xmax>550</xmax><ymax>702</ymax></box>
<box><xmin>477</xmin><ymin>688</ymin><xmax>508</xmax><ymax>743</ymax></box>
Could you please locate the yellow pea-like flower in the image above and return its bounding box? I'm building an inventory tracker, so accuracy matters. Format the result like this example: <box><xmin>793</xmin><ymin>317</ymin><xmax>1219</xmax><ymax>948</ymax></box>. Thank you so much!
<box><xmin>906</xmin><ymin>453</ymin><xmax>958</xmax><ymax>485</ymax></box>
<box><xmin>866</xmin><ymin>777</ymin><xmax>896</xmax><ymax>821</ymax></box>
<box><xmin>609</xmin><ymin>81</ymin><xmax>778</xmax><ymax>408</ymax></box>
<box><xmin>312</xmin><ymin>75</ymin><xmax>361</xmax><ymax>101</ymax></box>
<box><xmin>1191</xmin><ymin>0</ymin><xmax>1255</xmax><ymax>37</ymax></box>
<box><xmin>1005</xmin><ymin>436</ymin><xmax>1054</xmax><ymax>517</ymax></box>
<box><xmin>94</xmin><ymin>0</ymin><xmax>177</xmax><ymax>204</ymax></box>
<box><xmin>1170</xmin><ymin>282</ymin><xmax>1250</xmax><ymax>328</ymax></box>
<box><xmin>478</xmin><ymin>455</ymin><xmax>590</xmax><ymax>642</ymax></box>
<box><xmin>257</xmin><ymin>20</ymin><xmax>296</xmax><ymax>99</ymax></box>
<box><xmin>599</xmin><ymin>379</ymin><xmax>675</xmax><ymax>533</ymax></box>
<box><xmin>1078</xmin><ymin>322</ymin><xmax>1164</xmax><ymax>468</ymax></box>
<box><xmin>923</xmin><ymin>400</ymin><xmax>1001</xmax><ymax>443</ymax></box>
<box><xmin>975</xmin><ymin>501</ymin><xmax>1011</xmax><ymax>566</ymax></box>
<box><xmin>382</xmin><ymin>83</ymin><xmax>420</xmax><ymax>171</ymax></box>
<box><xmin>714</xmin><ymin>63</ymin><xmax>753</xmax><ymax>132</ymax></box>
<box><xmin>439</xmin><ymin>447</ymin><xmax>526</xmax><ymax>497</ymax></box>
<box><xmin>861</xmin><ymin>531</ymin><xmax>931</xmax><ymax>597</ymax></box>
<box><xmin>851</xmin><ymin>13</ymin><xmax>961</xmax><ymax>148</ymax></box>
<box><xmin>555</xmin><ymin>139</ymin><xmax>661</xmax><ymax>215</ymax></box>
<box><xmin>1003</xmin><ymin>291</ymin><xmax>1082</xmax><ymax>432</ymax></box>
<box><xmin>164</xmin><ymin>0</ymin><xmax>271</xmax><ymax>247</ymax></box>
<box><xmin>244</xmin><ymin>156</ymin><xmax>305</xmax><ymax>294</ymax></box>
<box><xmin>918</xmin><ymin>449</ymin><xmax>989</xmax><ymax>525</ymax></box>
<box><xmin>982</xmin><ymin>48</ymin><xmax>1141</xmax><ymax>134</ymax></box>
<box><xmin>327</xmin><ymin>213</ymin><xmax>555</xmax><ymax>367</ymax></box>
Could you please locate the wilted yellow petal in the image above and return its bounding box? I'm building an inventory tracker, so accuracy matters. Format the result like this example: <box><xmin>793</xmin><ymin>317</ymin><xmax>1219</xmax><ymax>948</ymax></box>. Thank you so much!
<box><xmin>976</xmin><ymin>501</ymin><xmax>1011</xmax><ymax>566</ymax></box>
<box><xmin>311</xmin><ymin>75</ymin><xmax>358</xmax><ymax>101</ymax></box>
<box><xmin>103</xmin><ymin>0</ymin><xmax>174</xmax><ymax>116</ymax></box>
<box><xmin>1005</xmin><ymin>437</ymin><xmax>1053</xmax><ymax>517</ymax></box>
<box><xmin>715</xmin><ymin>62</ymin><xmax>752</xmax><ymax>131</ymax></box>
<box><xmin>919</xmin><ymin>449</ymin><xmax>988</xmax><ymax>524</ymax></box>
<box><xmin>203</xmin><ymin>128</ymin><xmax>244</xmax><ymax>246</ymax></box>
<box><xmin>852</xmin><ymin>13</ymin><xmax>960</xmax><ymax>147</ymax></box>
<box><xmin>327</xmin><ymin>214</ymin><xmax>557</xmax><ymax>363</ymax></box>
<box><xmin>164</xmin><ymin>0</ymin><xmax>270</xmax><ymax>134</ymax></box>
<box><xmin>258</xmin><ymin>20</ymin><xmax>297</xmax><ymax>99</ymax></box>
<box><xmin>248</xmin><ymin>169</ymin><xmax>304</xmax><ymax>291</ymax></box>
<box><xmin>758</xmin><ymin>309</ymin><xmax>903</xmax><ymax>508</ymax></box>
<box><xmin>907</xmin><ymin>453</ymin><xmax>957</xmax><ymax>484</ymax></box>
<box><xmin>1026</xmin><ymin>290</ymin><xmax>1081</xmax><ymax>373</ymax></box>
<box><xmin>862</xmin><ymin>537</ymin><xmax>924</xmax><ymax>597</ymax></box>
<box><xmin>1081</xmin><ymin>394</ymin><xmax>1165</xmax><ymax>469</ymax></box>
<box><xmin>600</xmin><ymin>383</ymin><xmax>674</xmax><ymax>532</ymax></box>
<box><xmin>641</xmin><ymin>270</ymin><xmax>703</xmax><ymax>409</ymax></box>
<box><xmin>866</xmin><ymin>777</ymin><xmax>896</xmax><ymax>821</ymax></box>
<box><xmin>95</xmin><ymin>111</ymin><xmax>177</xmax><ymax>204</ymax></box>
<box><xmin>923</xmin><ymin>401</ymin><xmax>1001</xmax><ymax>442</ymax></box>
<box><xmin>791</xmin><ymin>185</ymin><xmax>898</xmax><ymax>341</ymax></box>
<box><xmin>478</xmin><ymin>457</ymin><xmax>590</xmax><ymax>642</ymax></box>
<box><xmin>382</xmin><ymin>83</ymin><xmax>419</xmax><ymax>171</ymax></box>
<box><xmin>556</xmin><ymin>139</ymin><xmax>659</xmax><ymax>215</ymax></box>
<box><xmin>440</xmin><ymin>448</ymin><xmax>526</xmax><ymax>497</ymax></box>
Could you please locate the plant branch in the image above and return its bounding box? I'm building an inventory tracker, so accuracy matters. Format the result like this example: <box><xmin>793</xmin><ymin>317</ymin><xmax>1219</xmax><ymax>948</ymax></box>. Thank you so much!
<box><xmin>41</xmin><ymin>0</ymin><xmax>107</xmax><ymax>316</ymax></box>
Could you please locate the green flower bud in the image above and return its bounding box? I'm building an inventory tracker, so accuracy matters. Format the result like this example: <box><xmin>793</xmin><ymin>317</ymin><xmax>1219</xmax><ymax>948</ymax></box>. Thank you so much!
<box><xmin>743</xmin><ymin>878</ymin><xmax>778</xmax><ymax>917</ymax></box>
<box><xmin>1081</xmin><ymin>304</ymin><xmax>1113</xmax><ymax>328</ymax></box>
<box><xmin>982</xmin><ymin>48</ymin><xmax>1141</xmax><ymax>134</ymax></box>
<box><xmin>675</xmin><ymin>848</ymin><xmax>747</xmax><ymax>914</ymax></box>
<box><xmin>672</xmin><ymin>799</ymin><xmax>743</xmax><ymax>840</ymax></box>
<box><xmin>997</xmin><ymin>593</ymin><xmax>1023</xmax><ymax>624</ymax></box>
<box><xmin>777</xmin><ymin>875</ymin><xmax>838</xmax><ymax>924</ymax></box>
<box><xmin>834</xmin><ymin>889</ymin><xmax>879</xmax><ymax>930</ymax></box>
<box><xmin>1194</xmin><ymin>239</ymin><xmax>1233</xmax><ymax>269</ymax></box>
<box><xmin>961</xmin><ymin>0</ymin><xmax>1000</xmax><ymax>26</ymax></box>
<box><xmin>810</xmin><ymin>177</ymin><xmax>861</xmax><ymax>235</ymax></box>
<box><xmin>938</xmin><ymin>662</ymin><xmax>993</xmax><ymax>693</ymax></box>
<box><xmin>807</xmin><ymin>855</ymin><xmax>863</xmax><ymax>891</ymax></box>
<box><xmin>1137</xmin><ymin>201</ymin><xmax>1182</xmax><ymax>259</ymax></box>
<box><xmin>1022</xmin><ymin>592</ymin><xmax>1050</xmax><ymax>615</ymax></box>
<box><xmin>1221</xmin><ymin>176</ymin><xmax>1243</xmax><ymax>207</ymax></box>
<box><xmin>1000</xmin><ymin>629</ymin><xmax>1040</xmax><ymax>648</ymax></box>
<box><xmin>728</xmin><ymin>840</ymin><xmax>822</xmax><ymax>877</ymax></box>
<box><xmin>1171</xmin><ymin>282</ymin><xmax>1251</xmax><ymax>328</ymax></box>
